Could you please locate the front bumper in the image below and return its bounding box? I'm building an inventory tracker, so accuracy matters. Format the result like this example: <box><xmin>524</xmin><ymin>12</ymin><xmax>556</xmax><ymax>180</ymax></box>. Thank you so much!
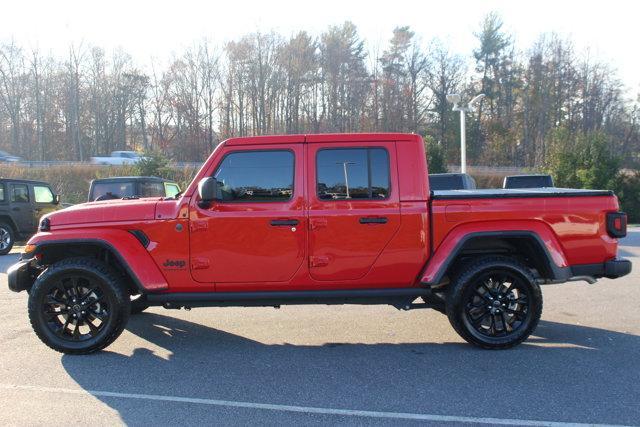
<box><xmin>7</xmin><ymin>258</ymin><xmax>36</xmax><ymax>292</ymax></box>
<box><xmin>571</xmin><ymin>258</ymin><xmax>632</xmax><ymax>280</ymax></box>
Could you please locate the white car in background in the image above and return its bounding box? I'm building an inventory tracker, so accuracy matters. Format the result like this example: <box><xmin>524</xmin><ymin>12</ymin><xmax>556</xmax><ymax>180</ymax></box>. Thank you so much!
<box><xmin>91</xmin><ymin>150</ymin><xmax>145</xmax><ymax>165</ymax></box>
<box><xmin>0</xmin><ymin>150</ymin><xmax>22</xmax><ymax>163</ymax></box>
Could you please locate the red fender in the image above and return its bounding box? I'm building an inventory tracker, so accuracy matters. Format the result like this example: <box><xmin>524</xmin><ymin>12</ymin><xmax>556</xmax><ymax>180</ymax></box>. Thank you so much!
<box><xmin>420</xmin><ymin>220</ymin><xmax>569</xmax><ymax>285</ymax></box>
<box><xmin>28</xmin><ymin>228</ymin><xmax>168</xmax><ymax>292</ymax></box>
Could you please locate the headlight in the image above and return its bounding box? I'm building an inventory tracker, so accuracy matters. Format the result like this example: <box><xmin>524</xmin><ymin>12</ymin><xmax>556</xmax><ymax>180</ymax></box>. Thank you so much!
<box><xmin>39</xmin><ymin>217</ymin><xmax>50</xmax><ymax>232</ymax></box>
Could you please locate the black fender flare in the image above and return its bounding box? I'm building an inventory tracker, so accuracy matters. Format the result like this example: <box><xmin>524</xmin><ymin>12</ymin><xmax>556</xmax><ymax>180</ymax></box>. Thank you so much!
<box><xmin>28</xmin><ymin>238</ymin><xmax>166</xmax><ymax>294</ymax></box>
<box><xmin>421</xmin><ymin>231</ymin><xmax>572</xmax><ymax>286</ymax></box>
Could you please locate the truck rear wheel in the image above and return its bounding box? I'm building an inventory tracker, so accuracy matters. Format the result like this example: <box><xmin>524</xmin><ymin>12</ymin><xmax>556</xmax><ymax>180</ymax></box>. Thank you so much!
<box><xmin>28</xmin><ymin>258</ymin><xmax>130</xmax><ymax>354</ymax></box>
<box><xmin>445</xmin><ymin>256</ymin><xmax>542</xmax><ymax>349</ymax></box>
<box><xmin>0</xmin><ymin>222</ymin><xmax>14</xmax><ymax>255</ymax></box>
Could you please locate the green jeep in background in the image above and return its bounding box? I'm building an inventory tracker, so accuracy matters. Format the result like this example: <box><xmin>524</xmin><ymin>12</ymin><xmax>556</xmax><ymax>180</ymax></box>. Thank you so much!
<box><xmin>0</xmin><ymin>179</ymin><xmax>60</xmax><ymax>255</ymax></box>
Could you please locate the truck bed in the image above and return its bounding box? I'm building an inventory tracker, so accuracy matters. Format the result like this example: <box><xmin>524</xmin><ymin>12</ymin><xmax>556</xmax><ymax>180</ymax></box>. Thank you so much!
<box><xmin>429</xmin><ymin>187</ymin><xmax>619</xmax><ymax>267</ymax></box>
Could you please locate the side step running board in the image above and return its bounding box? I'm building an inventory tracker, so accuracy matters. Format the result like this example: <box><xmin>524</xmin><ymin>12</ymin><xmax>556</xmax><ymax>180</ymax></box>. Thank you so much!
<box><xmin>146</xmin><ymin>288</ymin><xmax>432</xmax><ymax>309</ymax></box>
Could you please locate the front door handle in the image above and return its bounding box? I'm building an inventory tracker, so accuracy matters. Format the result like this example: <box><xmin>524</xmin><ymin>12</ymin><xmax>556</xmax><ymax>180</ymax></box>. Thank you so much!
<box><xmin>359</xmin><ymin>217</ymin><xmax>388</xmax><ymax>224</ymax></box>
<box><xmin>270</xmin><ymin>219</ymin><xmax>299</xmax><ymax>226</ymax></box>
<box><xmin>11</xmin><ymin>207</ymin><xmax>19</xmax><ymax>211</ymax></box>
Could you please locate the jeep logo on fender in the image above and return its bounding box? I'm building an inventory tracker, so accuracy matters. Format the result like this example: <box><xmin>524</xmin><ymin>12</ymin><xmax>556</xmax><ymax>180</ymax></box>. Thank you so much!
<box><xmin>163</xmin><ymin>259</ymin><xmax>186</xmax><ymax>269</ymax></box>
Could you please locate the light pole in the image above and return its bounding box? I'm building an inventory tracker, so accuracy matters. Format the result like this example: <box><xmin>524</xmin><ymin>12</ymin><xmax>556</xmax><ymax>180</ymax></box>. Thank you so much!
<box><xmin>337</xmin><ymin>161</ymin><xmax>355</xmax><ymax>198</ymax></box>
<box><xmin>447</xmin><ymin>93</ymin><xmax>485</xmax><ymax>174</ymax></box>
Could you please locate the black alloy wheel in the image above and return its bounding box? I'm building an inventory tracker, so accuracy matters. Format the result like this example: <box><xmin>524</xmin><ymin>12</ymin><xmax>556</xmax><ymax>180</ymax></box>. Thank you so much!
<box><xmin>28</xmin><ymin>258</ymin><xmax>130</xmax><ymax>354</ymax></box>
<box><xmin>463</xmin><ymin>270</ymin><xmax>530</xmax><ymax>339</ymax></box>
<box><xmin>40</xmin><ymin>276</ymin><xmax>109</xmax><ymax>341</ymax></box>
<box><xmin>446</xmin><ymin>256</ymin><xmax>542</xmax><ymax>349</ymax></box>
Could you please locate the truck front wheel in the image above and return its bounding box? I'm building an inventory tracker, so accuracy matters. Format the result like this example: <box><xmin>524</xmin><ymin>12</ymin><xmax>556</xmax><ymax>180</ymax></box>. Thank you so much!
<box><xmin>130</xmin><ymin>295</ymin><xmax>149</xmax><ymax>314</ymax></box>
<box><xmin>446</xmin><ymin>256</ymin><xmax>542</xmax><ymax>349</ymax></box>
<box><xmin>27</xmin><ymin>258</ymin><xmax>130</xmax><ymax>354</ymax></box>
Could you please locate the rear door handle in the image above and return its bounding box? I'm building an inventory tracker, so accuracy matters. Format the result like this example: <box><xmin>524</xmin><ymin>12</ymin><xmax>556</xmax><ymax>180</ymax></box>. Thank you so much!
<box><xmin>270</xmin><ymin>219</ymin><xmax>299</xmax><ymax>226</ymax></box>
<box><xmin>359</xmin><ymin>217</ymin><xmax>388</xmax><ymax>224</ymax></box>
<box><xmin>11</xmin><ymin>207</ymin><xmax>19</xmax><ymax>211</ymax></box>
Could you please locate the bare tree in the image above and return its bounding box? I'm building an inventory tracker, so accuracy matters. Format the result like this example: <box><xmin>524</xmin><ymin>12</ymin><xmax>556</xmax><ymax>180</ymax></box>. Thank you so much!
<box><xmin>0</xmin><ymin>18</ymin><xmax>637</xmax><ymax>169</ymax></box>
<box><xmin>0</xmin><ymin>41</ymin><xmax>26</xmax><ymax>154</ymax></box>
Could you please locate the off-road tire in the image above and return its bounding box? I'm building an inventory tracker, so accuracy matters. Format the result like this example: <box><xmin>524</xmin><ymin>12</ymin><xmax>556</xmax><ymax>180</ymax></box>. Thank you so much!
<box><xmin>0</xmin><ymin>222</ymin><xmax>15</xmax><ymax>255</ymax></box>
<box><xmin>28</xmin><ymin>257</ymin><xmax>130</xmax><ymax>354</ymax></box>
<box><xmin>446</xmin><ymin>256</ymin><xmax>542</xmax><ymax>349</ymax></box>
<box><xmin>130</xmin><ymin>295</ymin><xmax>149</xmax><ymax>315</ymax></box>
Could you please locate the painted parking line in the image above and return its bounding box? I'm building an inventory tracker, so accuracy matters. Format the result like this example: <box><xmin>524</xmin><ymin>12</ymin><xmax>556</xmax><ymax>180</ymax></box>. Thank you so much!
<box><xmin>0</xmin><ymin>383</ymin><xmax>629</xmax><ymax>426</ymax></box>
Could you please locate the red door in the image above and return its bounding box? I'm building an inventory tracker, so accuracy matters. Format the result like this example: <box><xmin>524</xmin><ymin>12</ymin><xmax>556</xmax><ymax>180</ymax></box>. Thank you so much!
<box><xmin>190</xmin><ymin>144</ymin><xmax>306</xmax><ymax>284</ymax></box>
<box><xmin>307</xmin><ymin>142</ymin><xmax>401</xmax><ymax>281</ymax></box>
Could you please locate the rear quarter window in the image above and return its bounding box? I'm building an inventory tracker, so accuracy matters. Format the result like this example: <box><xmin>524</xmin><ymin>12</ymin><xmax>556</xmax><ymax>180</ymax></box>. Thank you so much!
<box><xmin>92</xmin><ymin>182</ymin><xmax>135</xmax><ymax>200</ymax></box>
<box><xmin>140</xmin><ymin>181</ymin><xmax>165</xmax><ymax>197</ymax></box>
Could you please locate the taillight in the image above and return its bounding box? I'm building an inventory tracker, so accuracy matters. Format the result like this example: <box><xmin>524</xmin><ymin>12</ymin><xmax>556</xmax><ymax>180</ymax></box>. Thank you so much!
<box><xmin>606</xmin><ymin>212</ymin><xmax>627</xmax><ymax>238</ymax></box>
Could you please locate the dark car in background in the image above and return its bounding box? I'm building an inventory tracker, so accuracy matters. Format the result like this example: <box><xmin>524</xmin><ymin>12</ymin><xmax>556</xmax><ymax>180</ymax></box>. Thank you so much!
<box><xmin>88</xmin><ymin>176</ymin><xmax>181</xmax><ymax>201</ymax></box>
<box><xmin>428</xmin><ymin>173</ymin><xmax>477</xmax><ymax>191</ymax></box>
<box><xmin>0</xmin><ymin>179</ymin><xmax>60</xmax><ymax>254</ymax></box>
<box><xmin>503</xmin><ymin>174</ymin><xmax>554</xmax><ymax>189</ymax></box>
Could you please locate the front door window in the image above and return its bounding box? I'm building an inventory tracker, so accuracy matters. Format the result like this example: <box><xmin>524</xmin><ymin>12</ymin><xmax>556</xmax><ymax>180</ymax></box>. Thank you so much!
<box><xmin>34</xmin><ymin>186</ymin><xmax>54</xmax><ymax>204</ymax></box>
<box><xmin>213</xmin><ymin>151</ymin><xmax>294</xmax><ymax>202</ymax></box>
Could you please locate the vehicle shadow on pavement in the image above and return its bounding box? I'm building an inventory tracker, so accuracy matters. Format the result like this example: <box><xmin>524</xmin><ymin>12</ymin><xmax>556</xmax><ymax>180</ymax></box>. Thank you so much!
<box><xmin>60</xmin><ymin>312</ymin><xmax>640</xmax><ymax>425</ymax></box>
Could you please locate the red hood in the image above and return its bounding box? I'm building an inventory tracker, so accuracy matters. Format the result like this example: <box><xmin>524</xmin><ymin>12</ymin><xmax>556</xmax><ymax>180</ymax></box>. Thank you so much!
<box><xmin>46</xmin><ymin>198</ymin><xmax>161</xmax><ymax>226</ymax></box>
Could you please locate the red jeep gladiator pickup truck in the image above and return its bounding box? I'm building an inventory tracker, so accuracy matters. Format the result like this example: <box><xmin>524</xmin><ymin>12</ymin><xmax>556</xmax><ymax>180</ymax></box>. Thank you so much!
<box><xmin>8</xmin><ymin>133</ymin><xmax>631</xmax><ymax>354</ymax></box>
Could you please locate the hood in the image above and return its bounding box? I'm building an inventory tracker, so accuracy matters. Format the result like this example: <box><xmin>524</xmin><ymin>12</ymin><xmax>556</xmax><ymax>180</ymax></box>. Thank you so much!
<box><xmin>46</xmin><ymin>198</ymin><xmax>160</xmax><ymax>226</ymax></box>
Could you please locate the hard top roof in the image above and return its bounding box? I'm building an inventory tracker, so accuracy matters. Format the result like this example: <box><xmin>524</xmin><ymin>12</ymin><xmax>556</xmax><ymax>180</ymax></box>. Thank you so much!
<box><xmin>0</xmin><ymin>178</ymin><xmax>51</xmax><ymax>185</ymax></box>
<box><xmin>224</xmin><ymin>133</ymin><xmax>420</xmax><ymax>146</ymax></box>
<box><xmin>90</xmin><ymin>176</ymin><xmax>174</xmax><ymax>183</ymax></box>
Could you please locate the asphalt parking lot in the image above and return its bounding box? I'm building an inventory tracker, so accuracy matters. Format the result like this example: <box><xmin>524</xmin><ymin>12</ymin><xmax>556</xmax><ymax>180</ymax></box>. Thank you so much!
<box><xmin>0</xmin><ymin>231</ymin><xmax>639</xmax><ymax>426</ymax></box>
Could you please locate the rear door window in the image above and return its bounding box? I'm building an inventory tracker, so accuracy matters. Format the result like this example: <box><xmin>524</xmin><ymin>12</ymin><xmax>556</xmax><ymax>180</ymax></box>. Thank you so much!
<box><xmin>316</xmin><ymin>148</ymin><xmax>390</xmax><ymax>200</ymax></box>
<box><xmin>11</xmin><ymin>184</ymin><xmax>29</xmax><ymax>203</ymax></box>
<box><xmin>0</xmin><ymin>184</ymin><xmax>5</xmax><ymax>202</ymax></box>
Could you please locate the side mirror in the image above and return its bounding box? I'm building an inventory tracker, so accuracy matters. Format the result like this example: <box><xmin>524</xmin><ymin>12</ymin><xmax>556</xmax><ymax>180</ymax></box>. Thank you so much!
<box><xmin>197</xmin><ymin>177</ymin><xmax>218</xmax><ymax>207</ymax></box>
<box><xmin>53</xmin><ymin>194</ymin><xmax>60</xmax><ymax>205</ymax></box>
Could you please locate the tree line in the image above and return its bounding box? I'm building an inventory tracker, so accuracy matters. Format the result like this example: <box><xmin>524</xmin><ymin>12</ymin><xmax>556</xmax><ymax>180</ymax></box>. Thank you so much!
<box><xmin>0</xmin><ymin>13</ymin><xmax>638</xmax><ymax>168</ymax></box>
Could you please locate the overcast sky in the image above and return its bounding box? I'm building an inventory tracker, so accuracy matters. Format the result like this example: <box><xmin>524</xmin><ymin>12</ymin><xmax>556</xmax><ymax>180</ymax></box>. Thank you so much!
<box><xmin>2</xmin><ymin>0</ymin><xmax>638</xmax><ymax>95</ymax></box>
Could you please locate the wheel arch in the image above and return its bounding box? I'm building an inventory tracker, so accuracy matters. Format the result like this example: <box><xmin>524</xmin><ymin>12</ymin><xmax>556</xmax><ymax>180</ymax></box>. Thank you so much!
<box><xmin>29</xmin><ymin>233</ymin><xmax>168</xmax><ymax>294</ymax></box>
<box><xmin>0</xmin><ymin>215</ymin><xmax>19</xmax><ymax>233</ymax></box>
<box><xmin>421</xmin><ymin>230</ymin><xmax>571</xmax><ymax>286</ymax></box>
